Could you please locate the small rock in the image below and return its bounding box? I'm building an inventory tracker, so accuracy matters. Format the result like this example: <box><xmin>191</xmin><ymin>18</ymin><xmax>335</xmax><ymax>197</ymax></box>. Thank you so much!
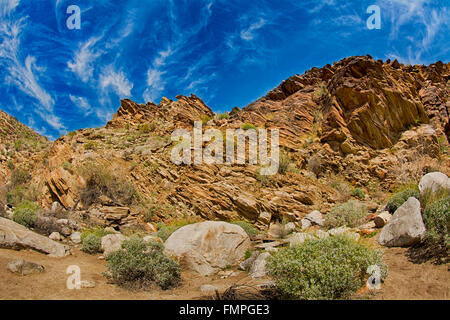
<box><xmin>7</xmin><ymin>259</ymin><xmax>45</xmax><ymax>275</ymax></box>
<box><xmin>80</xmin><ymin>280</ymin><xmax>96</xmax><ymax>288</ymax></box>
<box><xmin>200</xmin><ymin>284</ymin><xmax>218</xmax><ymax>294</ymax></box>
<box><xmin>98</xmin><ymin>255</ymin><xmax>105</xmax><ymax>260</ymax></box>
<box><xmin>250</xmin><ymin>252</ymin><xmax>271</xmax><ymax>279</ymax></box>
<box><xmin>304</xmin><ymin>210</ymin><xmax>324</xmax><ymax>226</ymax></box>
<box><xmin>49</xmin><ymin>232</ymin><xmax>62</xmax><ymax>241</ymax></box>
<box><xmin>101</xmin><ymin>234</ymin><xmax>127</xmax><ymax>257</ymax></box>
<box><xmin>258</xmin><ymin>211</ymin><xmax>272</xmax><ymax>225</ymax></box>
<box><xmin>300</xmin><ymin>218</ymin><xmax>312</xmax><ymax>230</ymax></box>
<box><xmin>143</xmin><ymin>234</ymin><xmax>163</xmax><ymax>243</ymax></box>
<box><xmin>70</xmin><ymin>232</ymin><xmax>81</xmax><ymax>244</ymax></box>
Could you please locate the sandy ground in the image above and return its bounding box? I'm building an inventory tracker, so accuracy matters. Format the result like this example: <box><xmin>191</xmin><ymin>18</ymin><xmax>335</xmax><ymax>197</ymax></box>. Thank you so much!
<box><xmin>0</xmin><ymin>243</ymin><xmax>448</xmax><ymax>300</ymax></box>
<box><xmin>0</xmin><ymin>247</ymin><xmax>267</xmax><ymax>300</ymax></box>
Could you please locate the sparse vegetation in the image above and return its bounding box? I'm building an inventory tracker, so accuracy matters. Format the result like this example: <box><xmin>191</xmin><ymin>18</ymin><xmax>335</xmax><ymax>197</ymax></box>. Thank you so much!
<box><xmin>241</xmin><ymin>123</ymin><xmax>257</xmax><ymax>131</ymax></box>
<box><xmin>104</xmin><ymin>237</ymin><xmax>180</xmax><ymax>290</ymax></box>
<box><xmin>217</xmin><ymin>113</ymin><xmax>229</xmax><ymax>120</ymax></box>
<box><xmin>82</xmin><ymin>233</ymin><xmax>102</xmax><ymax>254</ymax></box>
<box><xmin>420</xmin><ymin>187</ymin><xmax>450</xmax><ymax>250</ymax></box>
<box><xmin>78</xmin><ymin>162</ymin><xmax>136</xmax><ymax>207</ymax></box>
<box><xmin>230</xmin><ymin>220</ymin><xmax>258</xmax><ymax>238</ymax></box>
<box><xmin>351</xmin><ymin>187</ymin><xmax>365</xmax><ymax>199</ymax></box>
<box><xmin>12</xmin><ymin>200</ymin><xmax>39</xmax><ymax>228</ymax></box>
<box><xmin>385</xmin><ymin>184</ymin><xmax>419</xmax><ymax>214</ymax></box>
<box><xmin>324</xmin><ymin>200</ymin><xmax>368</xmax><ymax>229</ymax></box>
<box><xmin>267</xmin><ymin>235</ymin><xmax>387</xmax><ymax>300</ymax></box>
<box><xmin>278</xmin><ymin>151</ymin><xmax>291</xmax><ymax>175</ymax></box>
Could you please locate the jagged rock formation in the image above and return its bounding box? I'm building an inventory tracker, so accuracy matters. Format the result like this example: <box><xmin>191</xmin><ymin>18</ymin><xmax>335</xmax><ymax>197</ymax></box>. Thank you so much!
<box><xmin>0</xmin><ymin>56</ymin><xmax>448</xmax><ymax>233</ymax></box>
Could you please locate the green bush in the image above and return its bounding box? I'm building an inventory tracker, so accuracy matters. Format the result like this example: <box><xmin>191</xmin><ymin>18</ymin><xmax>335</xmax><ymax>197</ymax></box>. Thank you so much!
<box><xmin>421</xmin><ymin>190</ymin><xmax>449</xmax><ymax>249</ymax></box>
<box><xmin>104</xmin><ymin>237</ymin><xmax>180</xmax><ymax>290</ymax></box>
<box><xmin>267</xmin><ymin>236</ymin><xmax>387</xmax><ymax>300</ymax></box>
<box><xmin>80</xmin><ymin>227</ymin><xmax>113</xmax><ymax>243</ymax></box>
<box><xmin>12</xmin><ymin>201</ymin><xmax>39</xmax><ymax>228</ymax></box>
<box><xmin>351</xmin><ymin>188</ymin><xmax>365</xmax><ymax>199</ymax></box>
<box><xmin>324</xmin><ymin>200</ymin><xmax>368</xmax><ymax>229</ymax></box>
<box><xmin>385</xmin><ymin>185</ymin><xmax>419</xmax><ymax>213</ymax></box>
<box><xmin>241</xmin><ymin>123</ymin><xmax>257</xmax><ymax>130</ymax></box>
<box><xmin>82</xmin><ymin>233</ymin><xmax>102</xmax><ymax>254</ymax></box>
<box><xmin>230</xmin><ymin>221</ymin><xmax>258</xmax><ymax>238</ymax></box>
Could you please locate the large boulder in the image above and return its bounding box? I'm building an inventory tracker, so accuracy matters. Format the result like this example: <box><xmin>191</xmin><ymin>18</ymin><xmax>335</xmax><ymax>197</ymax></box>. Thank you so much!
<box><xmin>101</xmin><ymin>234</ymin><xmax>127</xmax><ymax>257</ymax></box>
<box><xmin>419</xmin><ymin>172</ymin><xmax>450</xmax><ymax>194</ymax></box>
<box><xmin>164</xmin><ymin>221</ymin><xmax>251</xmax><ymax>276</ymax></box>
<box><xmin>378</xmin><ymin>197</ymin><xmax>426</xmax><ymax>247</ymax></box>
<box><xmin>0</xmin><ymin>217</ymin><xmax>70</xmax><ymax>257</ymax></box>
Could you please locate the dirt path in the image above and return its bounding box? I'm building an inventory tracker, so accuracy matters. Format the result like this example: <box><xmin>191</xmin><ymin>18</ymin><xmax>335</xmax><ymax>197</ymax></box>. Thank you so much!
<box><xmin>0</xmin><ymin>243</ymin><xmax>448</xmax><ymax>300</ymax></box>
<box><xmin>0</xmin><ymin>248</ymin><xmax>266</xmax><ymax>300</ymax></box>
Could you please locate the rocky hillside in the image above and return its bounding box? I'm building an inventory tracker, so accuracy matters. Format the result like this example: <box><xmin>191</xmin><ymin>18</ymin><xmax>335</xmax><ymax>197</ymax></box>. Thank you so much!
<box><xmin>1</xmin><ymin>55</ymin><xmax>449</xmax><ymax>233</ymax></box>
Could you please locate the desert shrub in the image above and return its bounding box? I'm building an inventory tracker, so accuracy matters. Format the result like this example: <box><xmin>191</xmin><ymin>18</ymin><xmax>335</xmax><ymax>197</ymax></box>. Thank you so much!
<box><xmin>217</xmin><ymin>113</ymin><xmax>229</xmax><ymax>120</ymax></box>
<box><xmin>138</xmin><ymin>123</ymin><xmax>151</xmax><ymax>134</ymax></box>
<box><xmin>230</xmin><ymin>221</ymin><xmax>258</xmax><ymax>238</ymax></box>
<box><xmin>351</xmin><ymin>188</ymin><xmax>365</xmax><ymax>199</ymax></box>
<box><xmin>267</xmin><ymin>236</ymin><xmax>387</xmax><ymax>300</ymax></box>
<box><xmin>11</xmin><ymin>168</ymin><xmax>31</xmax><ymax>187</ymax></box>
<box><xmin>241</xmin><ymin>123</ymin><xmax>257</xmax><ymax>131</ymax></box>
<box><xmin>104</xmin><ymin>237</ymin><xmax>180</xmax><ymax>290</ymax></box>
<box><xmin>307</xmin><ymin>156</ymin><xmax>321</xmax><ymax>176</ymax></box>
<box><xmin>278</xmin><ymin>151</ymin><xmax>291</xmax><ymax>175</ymax></box>
<box><xmin>156</xmin><ymin>217</ymin><xmax>202</xmax><ymax>242</ymax></box>
<box><xmin>7</xmin><ymin>160</ymin><xmax>14</xmax><ymax>170</ymax></box>
<box><xmin>80</xmin><ymin>227</ymin><xmax>113</xmax><ymax>242</ymax></box>
<box><xmin>12</xmin><ymin>200</ymin><xmax>39</xmax><ymax>228</ymax></box>
<box><xmin>84</xmin><ymin>141</ymin><xmax>97</xmax><ymax>150</ymax></box>
<box><xmin>421</xmin><ymin>188</ymin><xmax>450</xmax><ymax>249</ymax></box>
<box><xmin>385</xmin><ymin>185</ymin><xmax>419</xmax><ymax>213</ymax></box>
<box><xmin>324</xmin><ymin>200</ymin><xmax>368</xmax><ymax>229</ymax></box>
<box><xmin>79</xmin><ymin>163</ymin><xmax>136</xmax><ymax>207</ymax></box>
<box><xmin>82</xmin><ymin>233</ymin><xmax>102</xmax><ymax>254</ymax></box>
<box><xmin>255</xmin><ymin>167</ymin><xmax>273</xmax><ymax>186</ymax></box>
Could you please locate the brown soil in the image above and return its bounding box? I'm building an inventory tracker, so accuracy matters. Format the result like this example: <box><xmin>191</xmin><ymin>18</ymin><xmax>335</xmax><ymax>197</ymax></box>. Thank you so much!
<box><xmin>0</xmin><ymin>247</ymin><xmax>268</xmax><ymax>300</ymax></box>
<box><xmin>0</xmin><ymin>243</ymin><xmax>448</xmax><ymax>300</ymax></box>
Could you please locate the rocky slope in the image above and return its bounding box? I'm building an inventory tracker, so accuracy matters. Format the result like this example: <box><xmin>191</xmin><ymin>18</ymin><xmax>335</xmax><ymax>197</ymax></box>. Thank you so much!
<box><xmin>1</xmin><ymin>55</ymin><xmax>449</xmax><ymax>233</ymax></box>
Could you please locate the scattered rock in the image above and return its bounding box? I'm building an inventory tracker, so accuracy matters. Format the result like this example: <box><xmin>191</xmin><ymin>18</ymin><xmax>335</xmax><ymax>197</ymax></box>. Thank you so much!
<box><xmin>49</xmin><ymin>232</ymin><xmax>62</xmax><ymax>241</ymax></box>
<box><xmin>200</xmin><ymin>284</ymin><xmax>218</xmax><ymax>294</ymax></box>
<box><xmin>378</xmin><ymin>197</ymin><xmax>425</xmax><ymax>247</ymax></box>
<box><xmin>164</xmin><ymin>221</ymin><xmax>251</xmax><ymax>276</ymax></box>
<box><xmin>300</xmin><ymin>218</ymin><xmax>312</xmax><ymax>230</ymax></box>
<box><xmin>70</xmin><ymin>232</ymin><xmax>81</xmax><ymax>244</ymax></box>
<box><xmin>143</xmin><ymin>234</ymin><xmax>163</xmax><ymax>243</ymax></box>
<box><xmin>80</xmin><ymin>280</ymin><xmax>96</xmax><ymax>288</ymax></box>
<box><xmin>101</xmin><ymin>234</ymin><xmax>127</xmax><ymax>257</ymax></box>
<box><xmin>303</xmin><ymin>210</ymin><xmax>324</xmax><ymax>226</ymax></box>
<box><xmin>249</xmin><ymin>252</ymin><xmax>271</xmax><ymax>279</ymax></box>
<box><xmin>7</xmin><ymin>259</ymin><xmax>44</xmax><ymax>275</ymax></box>
<box><xmin>0</xmin><ymin>217</ymin><xmax>70</xmax><ymax>257</ymax></box>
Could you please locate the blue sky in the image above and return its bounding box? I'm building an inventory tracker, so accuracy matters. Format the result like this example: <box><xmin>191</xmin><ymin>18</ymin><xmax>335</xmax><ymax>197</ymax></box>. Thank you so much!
<box><xmin>0</xmin><ymin>0</ymin><xmax>449</xmax><ymax>140</ymax></box>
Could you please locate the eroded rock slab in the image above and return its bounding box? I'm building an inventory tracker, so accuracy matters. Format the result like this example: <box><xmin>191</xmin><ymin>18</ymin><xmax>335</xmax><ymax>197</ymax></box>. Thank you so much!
<box><xmin>0</xmin><ymin>217</ymin><xmax>70</xmax><ymax>257</ymax></box>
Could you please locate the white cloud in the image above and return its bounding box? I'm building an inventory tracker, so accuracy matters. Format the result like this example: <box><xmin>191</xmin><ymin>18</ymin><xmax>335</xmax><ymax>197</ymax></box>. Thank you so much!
<box><xmin>67</xmin><ymin>36</ymin><xmax>103</xmax><ymax>82</ymax></box>
<box><xmin>0</xmin><ymin>4</ymin><xmax>64</xmax><ymax>132</ymax></box>
<box><xmin>69</xmin><ymin>95</ymin><xmax>92</xmax><ymax>114</ymax></box>
<box><xmin>240</xmin><ymin>18</ymin><xmax>267</xmax><ymax>41</ymax></box>
<box><xmin>99</xmin><ymin>65</ymin><xmax>133</xmax><ymax>97</ymax></box>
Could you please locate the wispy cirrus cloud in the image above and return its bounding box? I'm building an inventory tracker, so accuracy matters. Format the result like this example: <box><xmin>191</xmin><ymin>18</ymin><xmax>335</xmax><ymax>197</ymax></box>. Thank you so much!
<box><xmin>0</xmin><ymin>0</ymin><xmax>64</xmax><ymax>132</ymax></box>
<box><xmin>67</xmin><ymin>35</ymin><xmax>103</xmax><ymax>82</ymax></box>
<box><xmin>99</xmin><ymin>65</ymin><xmax>133</xmax><ymax>97</ymax></box>
<box><xmin>69</xmin><ymin>94</ymin><xmax>92</xmax><ymax>114</ymax></box>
